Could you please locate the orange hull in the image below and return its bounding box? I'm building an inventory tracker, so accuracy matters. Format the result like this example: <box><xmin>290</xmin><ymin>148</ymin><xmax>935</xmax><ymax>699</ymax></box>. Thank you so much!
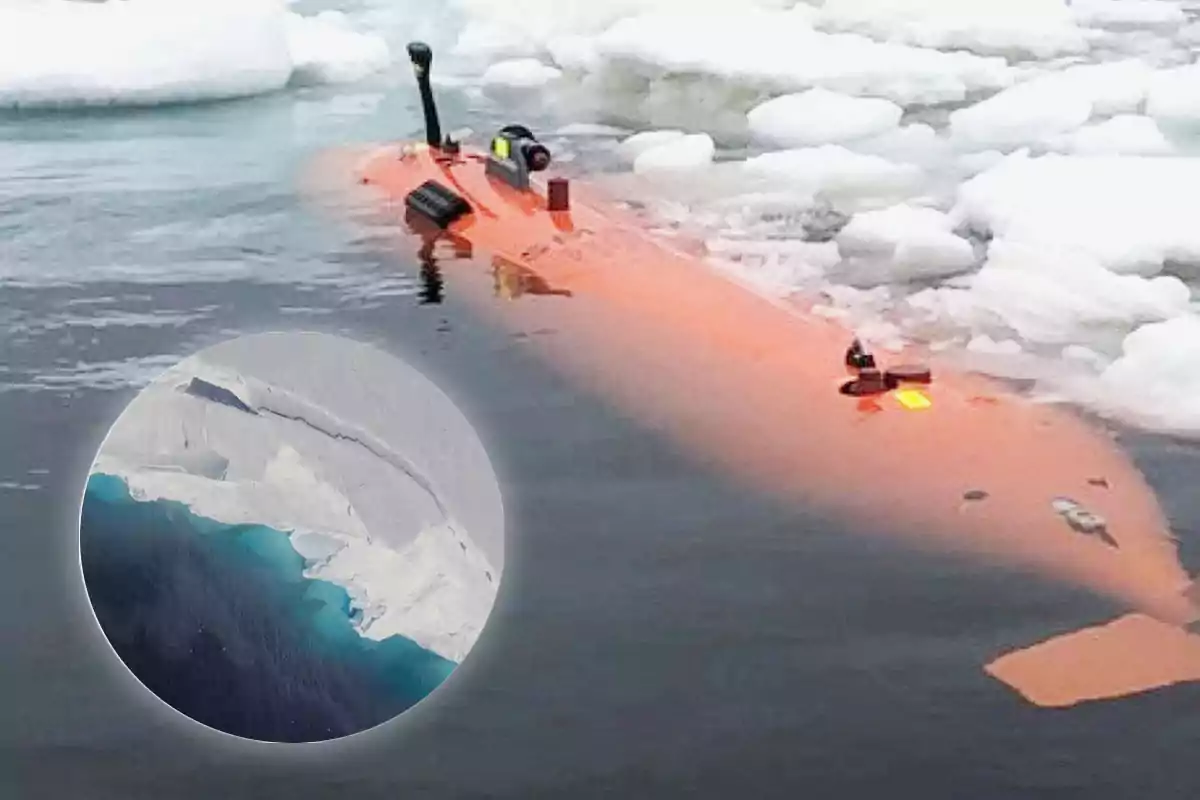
<box><xmin>348</xmin><ymin>141</ymin><xmax>1200</xmax><ymax>706</ymax></box>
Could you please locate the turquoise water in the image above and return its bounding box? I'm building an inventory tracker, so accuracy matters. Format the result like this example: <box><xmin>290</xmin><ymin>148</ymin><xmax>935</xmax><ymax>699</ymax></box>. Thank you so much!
<box><xmin>80</xmin><ymin>472</ymin><xmax>455</xmax><ymax>743</ymax></box>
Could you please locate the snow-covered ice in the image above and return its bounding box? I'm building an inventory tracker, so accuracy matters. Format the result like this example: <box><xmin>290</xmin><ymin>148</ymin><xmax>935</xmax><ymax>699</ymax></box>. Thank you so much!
<box><xmin>747</xmin><ymin>89</ymin><xmax>903</xmax><ymax>148</ymax></box>
<box><xmin>1096</xmin><ymin>316</ymin><xmax>1200</xmax><ymax>433</ymax></box>
<box><xmin>450</xmin><ymin>5</ymin><xmax>1016</xmax><ymax>113</ymax></box>
<box><xmin>817</xmin><ymin>0</ymin><xmax>1091</xmax><ymax>58</ymax></box>
<box><xmin>284</xmin><ymin>9</ymin><xmax>390</xmax><ymax>87</ymax></box>
<box><xmin>587</xmin><ymin>9</ymin><xmax>1016</xmax><ymax>107</ymax></box>
<box><xmin>554</xmin><ymin>122</ymin><xmax>632</xmax><ymax>137</ymax></box>
<box><xmin>1058</xmin><ymin>114</ymin><xmax>1174</xmax><ymax>155</ymax></box>
<box><xmin>952</xmin><ymin>151</ymin><xmax>1200</xmax><ymax>274</ymax></box>
<box><xmin>91</xmin><ymin>333</ymin><xmax>503</xmax><ymax>664</ymax></box>
<box><xmin>1070</xmin><ymin>0</ymin><xmax>1187</xmax><ymax>28</ymax></box>
<box><xmin>948</xmin><ymin>60</ymin><xmax>1157</xmax><ymax>149</ymax></box>
<box><xmin>837</xmin><ymin>203</ymin><xmax>976</xmax><ymax>277</ymax></box>
<box><xmin>1146</xmin><ymin>64</ymin><xmax>1200</xmax><ymax>125</ymax></box>
<box><xmin>633</xmin><ymin>133</ymin><xmax>715</xmax><ymax>173</ymax></box>
<box><xmin>481</xmin><ymin>57</ymin><xmax>564</xmax><ymax>89</ymax></box>
<box><xmin>0</xmin><ymin>0</ymin><xmax>389</xmax><ymax>108</ymax></box>
<box><xmin>432</xmin><ymin>0</ymin><xmax>1200</xmax><ymax>436</ymax></box>
<box><xmin>617</xmin><ymin>129</ymin><xmax>689</xmax><ymax>162</ymax></box>
<box><xmin>744</xmin><ymin>146</ymin><xmax>924</xmax><ymax>199</ymax></box>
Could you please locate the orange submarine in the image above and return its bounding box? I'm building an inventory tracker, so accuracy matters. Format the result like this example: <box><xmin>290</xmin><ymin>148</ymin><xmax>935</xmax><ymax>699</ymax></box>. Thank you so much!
<box><xmin>347</xmin><ymin>42</ymin><xmax>1200</xmax><ymax>708</ymax></box>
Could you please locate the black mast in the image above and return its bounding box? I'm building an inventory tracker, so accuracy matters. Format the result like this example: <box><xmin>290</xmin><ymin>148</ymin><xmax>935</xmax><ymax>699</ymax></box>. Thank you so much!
<box><xmin>407</xmin><ymin>42</ymin><xmax>442</xmax><ymax>149</ymax></box>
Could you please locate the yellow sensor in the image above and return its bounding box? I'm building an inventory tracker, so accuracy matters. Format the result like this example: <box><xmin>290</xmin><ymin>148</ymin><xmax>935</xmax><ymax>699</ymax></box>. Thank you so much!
<box><xmin>894</xmin><ymin>388</ymin><xmax>932</xmax><ymax>410</ymax></box>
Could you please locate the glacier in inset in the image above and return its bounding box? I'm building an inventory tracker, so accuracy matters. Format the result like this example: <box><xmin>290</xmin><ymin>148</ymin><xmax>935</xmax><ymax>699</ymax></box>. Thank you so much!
<box><xmin>91</xmin><ymin>332</ymin><xmax>504</xmax><ymax>664</ymax></box>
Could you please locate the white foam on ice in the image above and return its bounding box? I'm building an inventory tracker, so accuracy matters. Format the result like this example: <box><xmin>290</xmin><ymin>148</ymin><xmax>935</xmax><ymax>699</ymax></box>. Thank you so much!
<box><xmin>0</xmin><ymin>0</ymin><xmax>389</xmax><ymax>109</ymax></box>
<box><xmin>92</xmin><ymin>339</ymin><xmax>502</xmax><ymax>664</ymax></box>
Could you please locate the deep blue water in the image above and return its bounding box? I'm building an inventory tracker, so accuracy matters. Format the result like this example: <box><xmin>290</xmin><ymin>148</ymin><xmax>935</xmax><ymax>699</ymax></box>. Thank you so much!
<box><xmin>79</xmin><ymin>472</ymin><xmax>455</xmax><ymax>744</ymax></box>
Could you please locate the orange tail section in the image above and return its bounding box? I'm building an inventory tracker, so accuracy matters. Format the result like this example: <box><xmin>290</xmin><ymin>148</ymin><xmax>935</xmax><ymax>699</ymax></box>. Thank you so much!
<box><xmin>987</xmin><ymin>602</ymin><xmax>1200</xmax><ymax>708</ymax></box>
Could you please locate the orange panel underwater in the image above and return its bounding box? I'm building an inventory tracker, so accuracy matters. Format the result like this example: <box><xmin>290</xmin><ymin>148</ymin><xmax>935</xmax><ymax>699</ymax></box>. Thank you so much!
<box><xmin>334</xmin><ymin>42</ymin><xmax>1200</xmax><ymax>708</ymax></box>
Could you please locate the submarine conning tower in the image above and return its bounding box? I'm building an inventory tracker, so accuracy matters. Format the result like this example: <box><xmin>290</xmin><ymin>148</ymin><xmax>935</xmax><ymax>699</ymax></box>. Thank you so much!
<box><xmin>399</xmin><ymin>40</ymin><xmax>572</xmax><ymax>225</ymax></box>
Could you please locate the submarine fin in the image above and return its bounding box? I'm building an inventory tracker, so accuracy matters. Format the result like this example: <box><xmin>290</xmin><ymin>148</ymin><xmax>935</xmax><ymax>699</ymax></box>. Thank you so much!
<box><xmin>984</xmin><ymin>612</ymin><xmax>1200</xmax><ymax>708</ymax></box>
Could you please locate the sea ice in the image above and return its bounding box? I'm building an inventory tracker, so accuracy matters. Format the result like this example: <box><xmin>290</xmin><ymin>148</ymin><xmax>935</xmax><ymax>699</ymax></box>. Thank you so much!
<box><xmin>0</xmin><ymin>0</ymin><xmax>388</xmax><ymax>108</ymax></box>
<box><xmin>817</xmin><ymin>0</ymin><xmax>1090</xmax><ymax>58</ymax></box>
<box><xmin>747</xmin><ymin>89</ymin><xmax>903</xmax><ymax>148</ymax></box>
<box><xmin>633</xmin><ymin>133</ymin><xmax>715</xmax><ymax>173</ymax></box>
<box><xmin>948</xmin><ymin>60</ymin><xmax>1158</xmax><ymax>149</ymax></box>
<box><xmin>481</xmin><ymin>57</ymin><xmax>563</xmax><ymax>89</ymax></box>
<box><xmin>1061</xmin><ymin>115</ymin><xmax>1173</xmax><ymax>155</ymax></box>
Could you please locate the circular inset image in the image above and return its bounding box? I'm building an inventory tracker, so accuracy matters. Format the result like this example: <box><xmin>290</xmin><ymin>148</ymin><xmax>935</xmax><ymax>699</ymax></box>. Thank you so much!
<box><xmin>78</xmin><ymin>332</ymin><xmax>504</xmax><ymax>743</ymax></box>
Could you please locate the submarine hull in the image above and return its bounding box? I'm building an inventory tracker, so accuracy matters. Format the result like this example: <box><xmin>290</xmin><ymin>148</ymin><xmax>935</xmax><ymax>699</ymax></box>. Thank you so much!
<box><xmin>351</xmin><ymin>140</ymin><xmax>1200</xmax><ymax>705</ymax></box>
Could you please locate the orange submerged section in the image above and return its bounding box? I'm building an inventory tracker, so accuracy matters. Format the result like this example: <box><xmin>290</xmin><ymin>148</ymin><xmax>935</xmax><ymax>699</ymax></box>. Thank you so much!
<box><xmin>987</xmin><ymin>614</ymin><xmax>1200</xmax><ymax>707</ymax></box>
<box><xmin>348</xmin><ymin>142</ymin><xmax>1200</xmax><ymax>705</ymax></box>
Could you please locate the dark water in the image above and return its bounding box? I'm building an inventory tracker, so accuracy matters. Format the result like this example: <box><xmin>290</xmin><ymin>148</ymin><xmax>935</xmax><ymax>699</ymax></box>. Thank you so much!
<box><xmin>4</xmin><ymin>50</ymin><xmax>1200</xmax><ymax>800</ymax></box>
<box><xmin>6</xmin><ymin>266</ymin><xmax>1200</xmax><ymax>798</ymax></box>
<box><xmin>80</xmin><ymin>473</ymin><xmax>454</xmax><ymax>744</ymax></box>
